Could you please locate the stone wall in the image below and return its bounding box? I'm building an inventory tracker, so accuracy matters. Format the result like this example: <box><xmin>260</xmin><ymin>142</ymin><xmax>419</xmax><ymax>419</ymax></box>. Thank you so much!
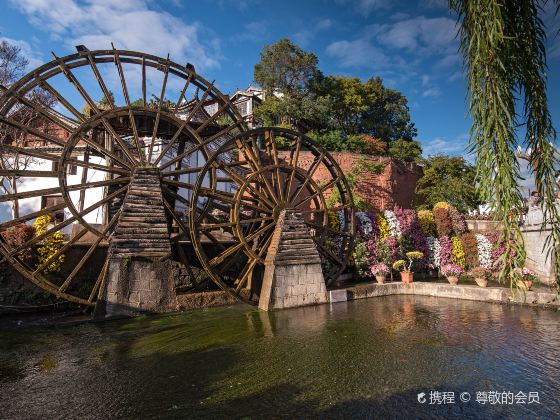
<box><xmin>276</xmin><ymin>151</ymin><xmax>423</xmax><ymax>211</ymax></box>
<box><xmin>259</xmin><ymin>210</ymin><xmax>328</xmax><ymax>310</ymax></box>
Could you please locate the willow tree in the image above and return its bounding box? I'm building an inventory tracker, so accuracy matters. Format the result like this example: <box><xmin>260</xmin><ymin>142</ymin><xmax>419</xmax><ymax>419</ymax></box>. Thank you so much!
<box><xmin>448</xmin><ymin>0</ymin><xmax>559</xmax><ymax>289</ymax></box>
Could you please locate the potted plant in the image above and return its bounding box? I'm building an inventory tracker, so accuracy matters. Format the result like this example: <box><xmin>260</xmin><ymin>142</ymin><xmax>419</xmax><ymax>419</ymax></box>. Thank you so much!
<box><xmin>513</xmin><ymin>267</ymin><xmax>539</xmax><ymax>291</ymax></box>
<box><xmin>371</xmin><ymin>262</ymin><xmax>390</xmax><ymax>284</ymax></box>
<box><xmin>469</xmin><ymin>267</ymin><xmax>491</xmax><ymax>287</ymax></box>
<box><xmin>441</xmin><ymin>263</ymin><xmax>464</xmax><ymax>285</ymax></box>
<box><xmin>392</xmin><ymin>251</ymin><xmax>424</xmax><ymax>283</ymax></box>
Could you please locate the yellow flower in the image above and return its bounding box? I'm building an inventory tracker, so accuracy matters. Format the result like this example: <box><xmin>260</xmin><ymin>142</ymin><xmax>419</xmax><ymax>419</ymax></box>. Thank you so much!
<box><xmin>451</xmin><ymin>236</ymin><xmax>466</xmax><ymax>269</ymax></box>
<box><xmin>328</xmin><ymin>210</ymin><xmax>341</xmax><ymax>231</ymax></box>
<box><xmin>33</xmin><ymin>212</ymin><xmax>65</xmax><ymax>274</ymax></box>
<box><xmin>377</xmin><ymin>214</ymin><xmax>390</xmax><ymax>239</ymax></box>
<box><xmin>433</xmin><ymin>202</ymin><xmax>450</xmax><ymax>210</ymax></box>
<box><xmin>418</xmin><ymin>210</ymin><xmax>436</xmax><ymax>236</ymax></box>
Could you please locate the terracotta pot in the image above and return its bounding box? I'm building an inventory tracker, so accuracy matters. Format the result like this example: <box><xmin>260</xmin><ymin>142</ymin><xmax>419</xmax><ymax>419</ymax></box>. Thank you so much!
<box><xmin>519</xmin><ymin>280</ymin><xmax>533</xmax><ymax>291</ymax></box>
<box><xmin>400</xmin><ymin>271</ymin><xmax>414</xmax><ymax>283</ymax></box>
<box><xmin>475</xmin><ymin>277</ymin><xmax>488</xmax><ymax>288</ymax></box>
<box><xmin>375</xmin><ymin>274</ymin><xmax>386</xmax><ymax>284</ymax></box>
<box><xmin>447</xmin><ymin>276</ymin><xmax>459</xmax><ymax>285</ymax></box>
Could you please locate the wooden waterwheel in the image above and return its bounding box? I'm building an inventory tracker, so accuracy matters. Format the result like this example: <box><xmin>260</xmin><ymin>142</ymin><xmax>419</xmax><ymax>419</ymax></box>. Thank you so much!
<box><xmin>189</xmin><ymin>127</ymin><xmax>355</xmax><ymax>304</ymax></box>
<box><xmin>0</xmin><ymin>47</ymin><xmax>246</xmax><ymax>305</ymax></box>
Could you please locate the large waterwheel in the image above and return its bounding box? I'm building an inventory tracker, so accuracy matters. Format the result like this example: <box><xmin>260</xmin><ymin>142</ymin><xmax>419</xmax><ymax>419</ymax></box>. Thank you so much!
<box><xmin>189</xmin><ymin>127</ymin><xmax>355</xmax><ymax>304</ymax></box>
<box><xmin>0</xmin><ymin>47</ymin><xmax>247</xmax><ymax>305</ymax></box>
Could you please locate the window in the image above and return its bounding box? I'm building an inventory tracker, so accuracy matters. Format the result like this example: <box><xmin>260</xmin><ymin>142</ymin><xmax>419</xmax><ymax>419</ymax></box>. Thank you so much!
<box><xmin>236</xmin><ymin>101</ymin><xmax>248</xmax><ymax>116</ymax></box>
<box><xmin>41</xmin><ymin>195</ymin><xmax>65</xmax><ymax>223</ymax></box>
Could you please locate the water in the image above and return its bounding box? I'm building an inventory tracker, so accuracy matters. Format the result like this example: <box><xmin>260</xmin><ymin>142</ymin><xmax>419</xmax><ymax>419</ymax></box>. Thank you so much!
<box><xmin>1</xmin><ymin>296</ymin><xmax>559</xmax><ymax>419</ymax></box>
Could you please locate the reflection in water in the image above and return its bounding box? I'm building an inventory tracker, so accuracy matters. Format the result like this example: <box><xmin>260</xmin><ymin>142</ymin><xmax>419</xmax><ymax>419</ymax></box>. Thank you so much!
<box><xmin>0</xmin><ymin>296</ymin><xmax>559</xmax><ymax>418</ymax></box>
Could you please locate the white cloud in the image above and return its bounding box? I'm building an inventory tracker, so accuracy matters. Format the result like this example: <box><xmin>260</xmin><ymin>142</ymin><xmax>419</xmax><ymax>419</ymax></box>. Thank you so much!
<box><xmin>294</xmin><ymin>18</ymin><xmax>335</xmax><ymax>47</ymax></box>
<box><xmin>9</xmin><ymin>0</ymin><xmax>220</xmax><ymax>70</ymax></box>
<box><xmin>423</xmin><ymin>133</ymin><xmax>469</xmax><ymax>156</ymax></box>
<box><xmin>334</xmin><ymin>0</ymin><xmax>392</xmax><ymax>16</ymax></box>
<box><xmin>422</xmin><ymin>87</ymin><xmax>441</xmax><ymax>97</ymax></box>
<box><xmin>326</xmin><ymin>39</ymin><xmax>391</xmax><ymax>69</ymax></box>
<box><xmin>376</xmin><ymin>16</ymin><xmax>457</xmax><ymax>55</ymax></box>
<box><xmin>419</xmin><ymin>0</ymin><xmax>447</xmax><ymax>9</ymax></box>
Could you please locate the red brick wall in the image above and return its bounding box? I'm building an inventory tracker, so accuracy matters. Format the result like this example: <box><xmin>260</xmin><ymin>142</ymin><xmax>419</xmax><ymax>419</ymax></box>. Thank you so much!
<box><xmin>277</xmin><ymin>151</ymin><xmax>423</xmax><ymax>211</ymax></box>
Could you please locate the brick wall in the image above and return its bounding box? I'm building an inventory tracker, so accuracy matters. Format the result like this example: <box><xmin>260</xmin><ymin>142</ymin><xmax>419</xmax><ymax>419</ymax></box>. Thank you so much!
<box><xmin>277</xmin><ymin>151</ymin><xmax>423</xmax><ymax>211</ymax></box>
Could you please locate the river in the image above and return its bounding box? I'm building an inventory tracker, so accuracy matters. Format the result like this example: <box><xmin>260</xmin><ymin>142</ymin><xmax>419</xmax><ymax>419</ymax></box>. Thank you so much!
<box><xmin>1</xmin><ymin>295</ymin><xmax>559</xmax><ymax>418</ymax></box>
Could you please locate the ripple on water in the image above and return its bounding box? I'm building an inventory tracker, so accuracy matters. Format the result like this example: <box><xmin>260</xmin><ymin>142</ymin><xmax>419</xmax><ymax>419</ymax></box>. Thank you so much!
<box><xmin>0</xmin><ymin>295</ymin><xmax>559</xmax><ymax>418</ymax></box>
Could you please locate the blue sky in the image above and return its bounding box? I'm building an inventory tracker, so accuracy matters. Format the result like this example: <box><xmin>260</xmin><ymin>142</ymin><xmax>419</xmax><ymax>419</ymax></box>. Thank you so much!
<box><xmin>1</xmin><ymin>0</ymin><xmax>559</xmax><ymax>159</ymax></box>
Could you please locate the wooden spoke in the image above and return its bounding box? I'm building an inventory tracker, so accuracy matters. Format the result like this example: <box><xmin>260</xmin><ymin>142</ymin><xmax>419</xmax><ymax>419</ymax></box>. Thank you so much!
<box><xmin>173</xmin><ymin>72</ymin><xmax>194</xmax><ymax>114</ymax></box>
<box><xmin>196</xmin><ymin>186</ymin><xmax>272</xmax><ymax>214</ymax></box>
<box><xmin>1</xmin><ymin>144</ymin><xmax>128</xmax><ymax>175</ymax></box>
<box><xmin>285</xmin><ymin>135</ymin><xmax>301</xmax><ymax>201</ymax></box>
<box><xmin>77</xmin><ymin>147</ymin><xmax>90</xmax><ymax>213</ymax></box>
<box><xmin>200</xmin><ymin>216</ymin><xmax>273</xmax><ymax>231</ymax></box>
<box><xmin>184</xmin><ymin>83</ymin><xmax>214</xmax><ymax>123</ymax></box>
<box><xmin>195</xmin><ymin>100</ymin><xmax>231</xmax><ymax>134</ymax></box>
<box><xmin>160</xmin><ymin>178</ymin><xmax>196</xmax><ymax>191</ymax></box>
<box><xmin>0</xmin><ymin>202</ymin><xmax>67</xmax><ymax>230</ymax></box>
<box><xmin>162</xmin><ymin>197</ymin><xmax>189</xmax><ymax>237</ymax></box>
<box><xmin>148</xmin><ymin>55</ymin><xmax>170</xmax><ymax>162</ymax></box>
<box><xmin>37</xmin><ymin>78</ymin><xmax>86</xmax><ymax>123</ymax></box>
<box><xmin>58</xmin><ymin>208</ymin><xmax>121</xmax><ymax>292</ymax></box>
<box><xmin>160</xmin><ymin>166</ymin><xmax>204</xmax><ymax>177</ymax></box>
<box><xmin>33</xmin><ymin>227</ymin><xmax>89</xmax><ymax>274</ymax></box>
<box><xmin>86</xmin><ymin>53</ymin><xmax>115</xmax><ymax>109</ymax></box>
<box><xmin>152</xmin><ymin>120</ymin><xmax>188</xmax><ymax>166</ymax></box>
<box><xmin>216</xmin><ymin>162</ymin><xmax>276</xmax><ymax>209</ymax></box>
<box><xmin>52</xmin><ymin>52</ymin><xmax>99</xmax><ymax>114</ymax></box>
<box><xmin>237</xmin><ymin>142</ymin><xmax>279</xmax><ymax>206</ymax></box>
<box><xmin>9</xmin><ymin>185</ymin><xmax>128</xmax><ymax>256</ymax></box>
<box><xmin>294</xmin><ymin>176</ymin><xmax>342</xmax><ymax>208</ymax></box>
<box><xmin>112</xmin><ymin>45</ymin><xmax>145</xmax><ymax>164</ymax></box>
<box><xmin>88</xmin><ymin>257</ymin><xmax>109</xmax><ymax>303</ymax></box>
<box><xmin>0</xmin><ymin>170</ymin><xmax>58</xmax><ymax>178</ymax></box>
<box><xmin>291</xmin><ymin>152</ymin><xmax>325</xmax><ymax>203</ymax></box>
<box><xmin>315</xmin><ymin>240</ymin><xmax>344</xmax><ymax>265</ymax></box>
<box><xmin>141</xmin><ymin>56</ymin><xmax>147</xmax><ymax>106</ymax></box>
<box><xmin>1</xmin><ymin>185</ymin><xmax>62</xmax><ymax>202</ymax></box>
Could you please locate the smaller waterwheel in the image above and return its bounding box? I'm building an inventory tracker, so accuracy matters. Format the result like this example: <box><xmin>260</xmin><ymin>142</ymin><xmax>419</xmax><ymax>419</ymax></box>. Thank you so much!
<box><xmin>189</xmin><ymin>127</ymin><xmax>355</xmax><ymax>304</ymax></box>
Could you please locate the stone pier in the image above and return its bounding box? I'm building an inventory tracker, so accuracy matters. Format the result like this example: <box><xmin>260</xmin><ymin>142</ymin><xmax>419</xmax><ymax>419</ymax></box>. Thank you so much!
<box><xmin>94</xmin><ymin>167</ymin><xmax>177</xmax><ymax>319</ymax></box>
<box><xmin>522</xmin><ymin>205</ymin><xmax>557</xmax><ymax>286</ymax></box>
<box><xmin>258</xmin><ymin>210</ymin><xmax>328</xmax><ymax>311</ymax></box>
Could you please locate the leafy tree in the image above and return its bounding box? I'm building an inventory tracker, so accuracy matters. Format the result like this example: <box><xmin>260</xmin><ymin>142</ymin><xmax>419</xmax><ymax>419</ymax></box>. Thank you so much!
<box><xmin>388</xmin><ymin>139</ymin><xmax>422</xmax><ymax>163</ymax></box>
<box><xmin>319</xmin><ymin>76</ymin><xmax>416</xmax><ymax>141</ymax></box>
<box><xmin>448</xmin><ymin>0</ymin><xmax>560</xmax><ymax>288</ymax></box>
<box><xmin>415</xmin><ymin>155</ymin><xmax>480</xmax><ymax>213</ymax></box>
<box><xmin>254</xmin><ymin>38</ymin><xmax>320</xmax><ymax>95</ymax></box>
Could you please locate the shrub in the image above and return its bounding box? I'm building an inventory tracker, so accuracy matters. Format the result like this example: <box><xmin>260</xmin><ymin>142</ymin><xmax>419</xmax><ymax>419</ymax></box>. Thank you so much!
<box><xmin>451</xmin><ymin>236</ymin><xmax>466</xmax><ymax>268</ymax></box>
<box><xmin>460</xmin><ymin>232</ymin><xmax>479</xmax><ymax>269</ymax></box>
<box><xmin>1</xmin><ymin>224</ymin><xmax>35</xmax><ymax>260</ymax></box>
<box><xmin>33</xmin><ymin>214</ymin><xmax>65</xmax><ymax>274</ymax></box>
<box><xmin>417</xmin><ymin>210</ymin><xmax>436</xmax><ymax>236</ymax></box>
<box><xmin>352</xmin><ymin>241</ymin><xmax>369</xmax><ymax>277</ymax></box>
<box><xmin>433</xmin><ymin>207</ymin><xmax>453</xmax><ymax>237</ymax></box>
<box><xmin>392</xmin><ymin>259</ymin><xmax>407</xmax><ymax>272</ymax></box>
<box><xmin>449</xmin><ymin>205</ymin><xmax>467</xmax><ymax>235</ymax></box>
<box><xmin>441</xmin><ymin>263</ymin><xmax>464</xmax><ymax>277</ymax></box>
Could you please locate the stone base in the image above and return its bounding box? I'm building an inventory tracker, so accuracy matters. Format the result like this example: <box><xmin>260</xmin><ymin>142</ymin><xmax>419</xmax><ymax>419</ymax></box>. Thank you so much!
<box><xmin>259</xmin><ymin>263</ymin><xmax>328</xmax><ymax>310</ymax></box>
<box><xmin>522</xmin><ymin>226</ymin><xmax>556</xmax><ymax>286</ymax></box>
<box><xmin>94</xmin><ymin>256</ymin><xmax>177</xmax><ymax>319</ymax></box>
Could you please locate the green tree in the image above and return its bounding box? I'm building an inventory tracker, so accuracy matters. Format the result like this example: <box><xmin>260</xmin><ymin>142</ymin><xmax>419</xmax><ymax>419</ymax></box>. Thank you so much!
<box><xmin>254</xmin><ymin>38</ymin><xmax>320</xmax><ymax>95</ymax></box>
<box><xmin>449</xmin><ymin>0</ymin><xmax>560</xmax><ymax>288</ymax></box>
<box><xmin>319</xmin><ymin>76</ymin><xmax>417</xmax><ymax>141</ymax></box>
<box><xmin>415</xmin><ymin>155</ymin><xmax>481</xmax><ymax>212</ymax></box>
<box><xmin>388</xmin><ymin>139</ymin><xmax>422</xmax><ymax>163</ymax></box>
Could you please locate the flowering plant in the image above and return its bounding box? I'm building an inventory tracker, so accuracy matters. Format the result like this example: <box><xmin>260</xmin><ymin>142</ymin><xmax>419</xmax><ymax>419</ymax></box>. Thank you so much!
<box><xmin>393</xmin><ymin>251</ymin><xmax>423</xmax><ymax>272</ymax></box>
<box><xmin>418</xmin><ymin>210</ymin><xmax>436</xmax><ymax>236</ymax></box>
<box><xmin>352</xmin><ymin>241</ymin><xmax>370</xmax><ymax>277</ymax></box>
<box><xmin>451</xmin><ymin>236</ymin><xmax>466</xmax><ymax>268</ymax></box>
<box><xmin>383</xmin><ymin>210</ymin><xmax>401</xmax><ymax>238</ymax></box>
<box><xmin>1</xmin><ymin>223</ymin><xmax>35</xmax><ymax>260</ymax></box>
<box><xmin>475</xmin><ymin>234</ymin><xmax>492</xmax><ymax>269</ymax></box>
<box><xmin>426</xmin><ymin>236</ymin><xmax>440</xmax><ymax>269</ymax></box>
<box><xmin>449</xmin><ymin>205</ymin><xmax>468</xmax><ymax>235</ymax></box>
<box><xmin>371</xmin><ymin>262</ymin><xmax>390</xmax><ymax>276</ymax></box>
<box><xmin>441</xmin><ymin>263</ymin><xmax>464</xmax><ymax>277</ymax></box>
<box><xmin>377</xmin><ymin>214</ymin><xmax>390</xmax><ymax>239</ymax></box>
<box><xmin>513</xmin><ymin>267</ymin><xmax>539</xmax><ymax>282</ymax></box>
<box><xmin>356</xmin><ymin>212</ymin><xmax>373</xmax><ymax>236</ymax></box>
<box><xmin>392</xmin><ymin>259</ymin><xmax>407</xmax><ymax>272</ymax></box>
<box><xmin>469</xmin><ymin>267</ymin><xmax>491</xmax><ymax>280</ymax></box>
